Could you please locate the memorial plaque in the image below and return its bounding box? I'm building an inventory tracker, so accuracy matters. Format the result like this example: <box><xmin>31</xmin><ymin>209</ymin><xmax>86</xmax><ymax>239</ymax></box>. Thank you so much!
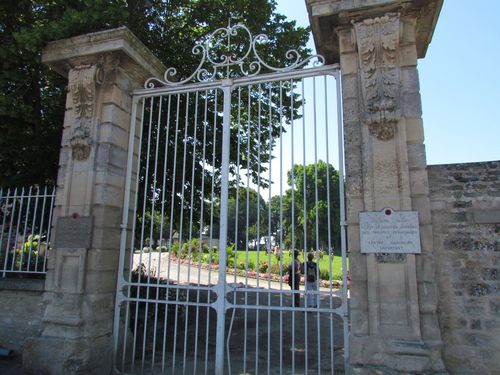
<box><xmin>55</xmin><ymin>216</ymin><xmax>93</xmax><ymax>249</ymax></box>
<box><xmin>360</xmin><ymin>208</ymin><xmax>421</xmax><ymax>254</ymax></box>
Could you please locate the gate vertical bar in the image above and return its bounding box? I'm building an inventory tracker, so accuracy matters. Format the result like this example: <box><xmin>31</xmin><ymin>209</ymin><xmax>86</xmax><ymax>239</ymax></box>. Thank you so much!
<box><xmin>113</xmin><ymin>95</ymin><xmax>139</xmax><ymax>370</ymax></box>
<box><xmin>335</xmin><ymin>70</ymin><xmax>350</xmax><ymax>372</ymax></box>
<box><xmin>215</xmin><ymin>79</ymin><xmax>232</xmax><ymax>374</ymax></box>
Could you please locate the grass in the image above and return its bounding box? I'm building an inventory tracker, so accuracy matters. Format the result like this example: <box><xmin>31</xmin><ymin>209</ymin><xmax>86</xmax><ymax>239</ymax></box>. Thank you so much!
<box><xmin>233</xmin><ymin>250</ymin><xmax>347</xmax><ymax>281</ymax></box>
<box><xmin>134</xmin><ymin>245</ymin><xmax>348</xmax><ymax>281</ymax></box>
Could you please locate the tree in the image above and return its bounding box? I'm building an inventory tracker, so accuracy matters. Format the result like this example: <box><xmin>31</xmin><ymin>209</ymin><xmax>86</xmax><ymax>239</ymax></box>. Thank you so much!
<box><xmin>0</xmin><ymin>1</ymin><xmax>310</xmax><ymax>245</ymax></box>
<box><xmin>269</xmin><ymin>189</ymin><xmax>299</xmax><ymax>249</ymax></box>
<box><xmin>226</xmin><ymin>187</ymin><xmax>267</xmax><ymax>249</ymax></box>
<box><xmin>270</xmin><ymin>161</ymin><xmax>341</xmax><ymax>253</ymax></box>
<box><xmin>0</xmin><ymin>0</ymin><xmax>309</xmax><ymax>190</ymax></box>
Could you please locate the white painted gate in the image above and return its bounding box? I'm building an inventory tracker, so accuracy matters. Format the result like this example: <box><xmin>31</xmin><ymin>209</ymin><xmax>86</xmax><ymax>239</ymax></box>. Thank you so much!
<box><xmin>113</xmin><ymin>23</ymin><xmax>348</xmax><ymax>374</ymax></box>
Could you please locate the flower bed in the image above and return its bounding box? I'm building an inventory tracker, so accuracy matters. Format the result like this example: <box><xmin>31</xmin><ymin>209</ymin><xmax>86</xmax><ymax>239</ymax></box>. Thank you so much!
<box><xmin>171</xmin><ymin>254</ymin><xmax>343</xmax><ymax>289</ymax></box>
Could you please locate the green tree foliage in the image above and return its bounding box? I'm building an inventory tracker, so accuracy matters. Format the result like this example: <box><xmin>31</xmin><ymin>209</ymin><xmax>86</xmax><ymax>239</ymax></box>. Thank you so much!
<box><xmin>0</xmin><ymin>0</ymin><xmax>310</xmax><ymax>193</ymax></box>
<box><xmin>269</xmin><ymin>161</ymin><xmax>340</xmax><ymax>253</ymax></box>
<box><xmin>269</xmin><ymin>188</ymin><xmax>297</xmax><ymax>248</ymax></box>
<box><xmin>227</xmin><ymin>187</ymin><xmax>267</xmax><ymax>249</ymax></box>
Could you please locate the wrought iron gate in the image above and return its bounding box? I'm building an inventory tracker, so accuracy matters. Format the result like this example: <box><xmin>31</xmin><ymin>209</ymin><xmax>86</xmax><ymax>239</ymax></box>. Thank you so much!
<box><xmin>113</xmin><ymin>22</ymin><xmax>348</xmax><ymax>374</ymax></box>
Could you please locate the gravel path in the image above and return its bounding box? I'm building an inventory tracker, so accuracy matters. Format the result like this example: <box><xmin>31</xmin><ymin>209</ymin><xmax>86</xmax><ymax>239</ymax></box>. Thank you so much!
<box><xmin>132</xmin><ymin>253</ymin><xmax>343</xmax><ymax>293</ymax></box>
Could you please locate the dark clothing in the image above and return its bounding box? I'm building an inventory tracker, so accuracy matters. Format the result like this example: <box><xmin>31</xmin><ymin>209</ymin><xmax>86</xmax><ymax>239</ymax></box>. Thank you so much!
<box><xmin>288</xmin><ymin>258</ymin><xmax>302</xmax><ymax>307</ymax></box>
<box><xmin>291</xmin><ymin>276</ymin><xmax>300</xmax><ymax>307</ymax></box>
<box><xmin>305</xmin><ymin>261</ymin><xmax>318</xmax><ymax>282</ymax></box>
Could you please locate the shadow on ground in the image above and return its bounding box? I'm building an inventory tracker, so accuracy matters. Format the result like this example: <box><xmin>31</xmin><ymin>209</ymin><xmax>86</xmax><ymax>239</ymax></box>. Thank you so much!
<box><xmin>117</xmin><ymin>282</ymin><xmax>346</xmax><ymax>374</ymax></box>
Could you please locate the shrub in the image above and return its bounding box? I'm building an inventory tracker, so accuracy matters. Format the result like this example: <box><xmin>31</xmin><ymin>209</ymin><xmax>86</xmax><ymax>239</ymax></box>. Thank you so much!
<box><xmin>247</xmin><ymin>260</ymin><xmax>255</xmax><ymax>271</ymax></box>
<box><xmin>201</xmin><ymin>241</ymin><xmax>210</xmax><ymax>253</ymax></box>
<box><xmin>11</xmin><ymin>236</ymin><xmax>48</xmax><ymax>272</ymax></box>
<box><xmin>201</xmin><ymin>253</ymin><xmax>211</xmax><ymax>263</ymax></box>
<box><xmin>180</xmin><ymin>243</ymin><xmax>190</xmax><ymax>258</ymax></box>
<box><xmin>189</xmin><ymin>250</ymin><xmax>200</xmax><ymax>262</ymax></box>
<box><xmin>210</xmin><ymin>252</ymin><xmax>219</xmax><ymax>265</ymax></box>
<box><xmin>332</xmin><ymin>271</ymin><xmax>343</xmax><ymax>281</ymax></box>
<box><xmin>171</xmin><ymin>242</ymin><xmax>180</xmax><ymax>258</ymax></box>
<box><xmin>270</xmin><ymin>263</ymin><xmax>281</xmax><ymax>275</ymax></box>
<box><xmin>259</xmin><ymin>261</ymin><xmax>268</xmax><ymax>273</ymax></box>
<box><xmin>319</xmin><ymin>269</ymin><xmax>330</xmax><ymax>281</ymax></box>
<box><xmin>131</xmin><ymin>263</ymin><xmax>154</xmax><ymax>283</ymax></box>
<box><xmin>190</xmin><ymin>239</ymin><xmax>210</xmax><ymax>260</ymax></box>
<box><xmin>170</xmin><ymin>239</ymin><xmax>211</xmax><ymax>259</ymax></box>
<box><xmin>226</xmin><ymin>244</ymin><xmax>236</xmax><ymax>267</ymax></box>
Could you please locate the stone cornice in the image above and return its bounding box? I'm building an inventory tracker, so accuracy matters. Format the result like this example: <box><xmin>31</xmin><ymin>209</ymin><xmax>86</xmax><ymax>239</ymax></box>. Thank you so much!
<box><xmin>306</xmin><ymin>0</ymin><xmax>443</xmax><ymax>63</ymax></box>
<box><xmin>42</xmin><ymin>26</ymin><xmax>165</xmax><ymax>84</ymax></box>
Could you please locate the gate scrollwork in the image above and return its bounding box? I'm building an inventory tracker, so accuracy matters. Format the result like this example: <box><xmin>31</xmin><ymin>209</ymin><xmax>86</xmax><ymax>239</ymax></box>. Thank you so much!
<box><xmin>144</xmin><ymin>21</ymin><xmax>325</xmax><ymax>88</ymax></box>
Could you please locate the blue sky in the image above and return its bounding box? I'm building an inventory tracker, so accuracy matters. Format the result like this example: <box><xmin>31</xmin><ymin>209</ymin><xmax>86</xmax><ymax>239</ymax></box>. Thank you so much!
<box><xmin>276</xmin><ymin>0</ymin><xmax>500</xmax><ymax>165</ymax></box>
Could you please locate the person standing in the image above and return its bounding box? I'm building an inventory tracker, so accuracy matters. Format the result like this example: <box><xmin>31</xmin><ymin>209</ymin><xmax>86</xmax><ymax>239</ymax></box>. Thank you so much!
<box><xmin>288</xmin><ymin>250</ymin><xmax>302</xmax><ymax>307</ymax></box>
<box><xmin>305</xmin><ymin>252</ymin><xmax>319</xmax><ymax>308</ymax></box>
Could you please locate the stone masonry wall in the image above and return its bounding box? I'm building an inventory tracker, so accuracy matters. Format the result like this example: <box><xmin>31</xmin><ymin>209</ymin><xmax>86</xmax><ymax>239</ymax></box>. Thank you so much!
<box><xmin>428</xmin><ymin>161</ymin><xmax>500</xmax><ymax>374</ymax></box>
<box><xmin>0</xmin><ymin>279</ymin><xmax>44</xmax><ymax>352</ymax></box>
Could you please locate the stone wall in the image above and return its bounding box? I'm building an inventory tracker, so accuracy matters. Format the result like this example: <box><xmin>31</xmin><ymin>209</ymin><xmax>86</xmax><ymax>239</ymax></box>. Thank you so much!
<box><xmin>428</xmin><ymin>161</ymin><xmax>500</xmax><ymax>374</ymax></box>
<box><xmin>0</xmin><ymin>279</ymin><xmax>45</xmax><ymax>352</ymax></box>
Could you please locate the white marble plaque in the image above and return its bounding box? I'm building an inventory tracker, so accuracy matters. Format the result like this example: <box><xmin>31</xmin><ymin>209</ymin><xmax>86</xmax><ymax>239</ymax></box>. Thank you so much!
<box><xmin>360</xmin><ymin>208</ymin><xmax>421</xmax><ymax>253</ymax></box>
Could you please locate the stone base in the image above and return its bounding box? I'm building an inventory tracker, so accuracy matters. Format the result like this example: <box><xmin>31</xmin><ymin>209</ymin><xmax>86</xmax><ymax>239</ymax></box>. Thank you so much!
<box><xmin>350</xmin><ymin>336</ymin><xmax>448</xmax><ymax>374</ymax></box>
<box><xmin>350</xmin><ymin>365</ymin><xmax>449</xmax><ymax>375</ymax></box>
<box><xmin>23</xmin><ymin>335</ymin><xmax>112</xmax><ymax>375</ymax></box>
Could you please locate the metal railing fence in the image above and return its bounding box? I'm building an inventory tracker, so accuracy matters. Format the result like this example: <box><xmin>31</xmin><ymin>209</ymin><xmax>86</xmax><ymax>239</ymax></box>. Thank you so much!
<box><xmin>0</xmin><ymin>186</ymin><xmax>56</xmax><ymax>276</ymax></box>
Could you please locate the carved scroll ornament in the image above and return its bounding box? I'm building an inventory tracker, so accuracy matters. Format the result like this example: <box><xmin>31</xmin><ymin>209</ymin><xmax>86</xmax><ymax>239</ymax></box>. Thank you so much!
<box><xmin>68</xmin><ymin>64</ymin><xmax>102</xmax><ymax>161</ymax></box>
<box><xmin>353</xmin><ymin>14</ymin><xmax>401</xmax><ymax>141</ymax></box>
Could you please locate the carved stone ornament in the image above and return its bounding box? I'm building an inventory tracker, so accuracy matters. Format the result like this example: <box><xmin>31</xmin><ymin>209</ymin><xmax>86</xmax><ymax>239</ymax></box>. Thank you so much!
<box><xmin>68</xmin><ymin>64</ymin><xmax>102</xmax><ymax>161</ymax></box>
<box><xmin>353</xmin><ymin>13</ymin><xmax>401</xmax><ymax>141</ymax></box>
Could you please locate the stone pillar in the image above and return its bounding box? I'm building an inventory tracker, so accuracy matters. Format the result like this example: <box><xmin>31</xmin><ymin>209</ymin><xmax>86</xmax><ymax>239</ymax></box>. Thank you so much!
<box><xmin>23</xmin><ymin>27</ymin><xmax>164</xmax><ymax>375</ymax></box>
<box><xmin>307</xmin><ymin>0</ymin><xmax>446</xmax><ymax>373</ymax></box>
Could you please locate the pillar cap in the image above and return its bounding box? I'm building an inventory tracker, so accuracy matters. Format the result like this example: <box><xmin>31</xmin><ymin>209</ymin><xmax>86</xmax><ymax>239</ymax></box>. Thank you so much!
<box><xmin>306</xmin><ymin>0</ymin><xmax>443</xmax><ymax>64</ymax></box>
<box><xmin>42</xmin><ymin>26</ymin><xmax>165</xmax><ymax>84</ymax></box>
